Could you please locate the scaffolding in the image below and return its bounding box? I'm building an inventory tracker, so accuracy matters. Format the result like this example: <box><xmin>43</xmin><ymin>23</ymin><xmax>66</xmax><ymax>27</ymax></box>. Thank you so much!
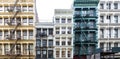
<box><xmin>73</xmin><ymin>0</ymin><xmax>99</xmax><ymax>59</ymax></box>
<box><xmin>5</xmin><ymin>0</ymin><xmax>21</xmax><ymax>59</ymax></box>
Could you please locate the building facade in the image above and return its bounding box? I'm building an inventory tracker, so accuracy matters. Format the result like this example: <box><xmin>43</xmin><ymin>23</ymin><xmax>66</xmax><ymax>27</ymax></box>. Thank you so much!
<box><xmin>53</xmin><ymin>9</ymin><xmax>73</xmax><ymax>59</ymax></box>
<box><xmin>35</xmin><ymin>22</ymin><xmax>54</xmax><ymax>59</ymax></box>
<box><xmin>0</xmin><ymin>0</ymin><xmax>36</xmax><ymax>59</ymax></box>
<box><xmin>73</xmin><ymin>0</ymin><xmax>99</xmax><ymax>58</ymax></box>
<box><xmin>98</xmin><ymin>0</ymin><xmax>120</xmax><ymax>58</ymax></box>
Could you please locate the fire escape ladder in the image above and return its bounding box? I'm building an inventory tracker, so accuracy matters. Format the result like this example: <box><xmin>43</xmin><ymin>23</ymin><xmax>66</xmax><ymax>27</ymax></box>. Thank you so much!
<box><xmin>7</xmin><ymin>0</ymin><xmax>19</xmax><ymax>12</ymax></box>
<box><xmin>10</xmin><ymin>39</ymin><xmax>19</xmax><ymax>53</ymax></box>
<box><xmin>6</xmin><ymin>0</ymin><xmax>21</xmax><ymax>58</ymax></box>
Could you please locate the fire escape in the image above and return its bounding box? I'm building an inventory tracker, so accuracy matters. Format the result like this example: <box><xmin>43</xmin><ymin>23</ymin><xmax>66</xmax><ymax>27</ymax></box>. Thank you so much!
<box><xmin>73</xmin><ymin>0</ymin><xmax>99</xmax><ymax>59</ymax></box>
<box><xmin>36</xmin><ymin>30</ymin><xmax>48</xmax><ymax>59</ymax></box>
<box><xmin>6</xmin><ymin>0</ymin><xmax>21</xmax><ymax>59</ymax></box>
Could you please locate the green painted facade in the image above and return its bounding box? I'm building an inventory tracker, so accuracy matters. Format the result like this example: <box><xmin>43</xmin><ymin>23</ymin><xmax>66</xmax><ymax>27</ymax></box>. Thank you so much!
<box><xmin>73</xmin><ymin>0</ymin><xmax>99</xmax><ymax>56</ymax></box>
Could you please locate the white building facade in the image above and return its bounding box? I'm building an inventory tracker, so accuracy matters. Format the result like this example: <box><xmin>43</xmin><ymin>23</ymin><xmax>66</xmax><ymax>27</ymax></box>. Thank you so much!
<box><xmin>53</xmin><ymin>9</ymin><xmax>73</xmax><ymax>59</ymax></box>
<box><xmin>98</xmin><ymin>0</ymin><xmax>120</xmax><ymax>58</ymax></box>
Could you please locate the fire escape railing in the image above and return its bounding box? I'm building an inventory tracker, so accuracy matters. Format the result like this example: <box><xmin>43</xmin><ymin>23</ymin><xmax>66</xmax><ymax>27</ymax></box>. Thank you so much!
<box><xmin>6</xmin><ymin>0</ymin><xmax>21</xmax><ymax>59</ymax></box>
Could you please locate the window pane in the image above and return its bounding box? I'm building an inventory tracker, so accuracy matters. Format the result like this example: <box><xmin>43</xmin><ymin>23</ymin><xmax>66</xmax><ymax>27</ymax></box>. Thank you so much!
<box><xmin>0</xmin><ymin>18</ymin><xmax>2</xmax><ymax>24</ymax></box>
<box><xmin>49</xmin><ymin>29</ymin><xmax>53</xmax><ymax>35</ymax></box>
<box><xmin>48</xmin><ymin>50</ymin><xmax>53</xmax><ymax>58</ymax></box>
<box><xmin>55</xmin><ymin>18</ymin><xmax>59</xmax><ymax>23</ymax></box>
<box><xmin>28</xmin><ymin>6</ymin><xmax>33</xmax><ymax>11</ymax></box>
<box><xmin>23</xmin><ymin>6</ymin><xmax>27</xmax><ymax>12</ymax></box>
<box><xmin>42</xmin><ymin>40</ymin><xmax>47</xmax><ymax>46</ymax></box>
<box><xmin>29</xmin><ymin>18</ymin><xmax>33</xmax><ymax>23</ymax></box>
<box><xmin>100</xmin><ymin>3</ymin><xmax>104</xmax><ymax>9</ymax></box>
<box><xmin>49</xmin><ymin>40</ymin><xmax>53</xmax><ymax>46</ymax></box>
<box><xmin>56</xmin><ymin>41</ymin><xmax>59</xmax><ymax>45</ymax></box>
<box><xmin>67</xmin><ymin>18</ymin><xmax>71</xmax><ymax>23</ymax></box>
<box><xmin>0</xmin><ymin>6</ymin><xmax>2</xmax><ymax>11</ymax></box>
<box><xmin>114</xmin><ymin>3</ymin><xmax>118</xmax><ymax>9</ymax></box>
<box><xmin>114</xmin><ymin>16</ymin><xmax>118</xmax><ymax>23</ymax></box>
<box><xmin>62</xmin><ymin>41</ymin><xmax>65</xmax><ymax>45</ymax></box>
<box><xmin>56</xmin><ymin>51</ymin><xmax>59</xmax><ymax>57</ymax></box>
<box><xmin>61</xmin><ymin>18</ymin><xmax>66</xmax><ymax>23</ymax></box>
<box><xmin>23</xmin><ymin>18</ymin><xmax>27</xmax><ymax>23</ymax></box>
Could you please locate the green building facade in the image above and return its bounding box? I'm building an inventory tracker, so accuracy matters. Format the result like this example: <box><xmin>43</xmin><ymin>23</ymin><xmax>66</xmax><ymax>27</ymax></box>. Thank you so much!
<box><xmin>73</xmin><ymin>0</ymin><xmax>99</xmax><ymax>58</ymax></box>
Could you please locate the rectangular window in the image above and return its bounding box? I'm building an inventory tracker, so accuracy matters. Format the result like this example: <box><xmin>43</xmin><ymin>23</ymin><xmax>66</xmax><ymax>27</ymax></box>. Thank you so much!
<box><xmin>89</xmin><ymin>10</ymin><xmax>94</xmax><ymax>16</ymax></box>
<box><xmin>100</xmin><ymin>29</ymin><xmax>104</xmax><ymax>38</ymax></box>
<box><xmin>23</xmin><ymin>18</ymin><xmax>27</xmax><ymax>23</ymax></box>
<box><xmin>23</xmin><ymin>30</ymin><xmax>27</xmax><ymax>39</ymax></box>
<box><xmin>100</xmin><ymin>3</ymin><xmax>104</xmax><ymax>9</ymax></box>
<box><xmin>56</xmin><ymin>51</ymin><xmax>59</xmax><ymax>57</ymax></box>
<box><xmin>0</xmin><ymin>6</ymin><xmax>2</xmax><ymax>11</ymax></box>
<box><xmin>67</xmin><ymin>27</ymin><xmax>72</xmax><ymax>34</ymax></box>
<box><xmin>62</xmin><ymin>41</ymin><xmax>66</xmax><ymax>45</ymax></box>
<box><xmin>56</xmin><ymin>31</ymin><xmax>59</xmax><ymax>34</ymax></box>
<box><xmin>114</xmin><ymin>28</ymin><xmax>118</xmax><ymax>38</ymax></box>
<box><xmin>4</xmin><ymin>30</ymin><xmax>8</xmax><ymax>39</ymax></box>
<box><xmin>22</xmin><ymin>6</ymin><xmax>27</xmax><ymax>12</ymax></box>
<box><xmin>48</xmin><ymin>29</ymin><xmax>53</xmax><ymax>35</ymax></box>
<box><xmin>4</xmin><ymin>6</ymin><xmax>8</xmax><ymax>12</ymax></box>
<box><xmin>56</xmin><ymin>41</ymin><xmax>59</xmax><ymax>45</ymax></box>
<box><xmin>82</xmin><ymin>10</ymin><xmax>87</xmax><ymax>16</ymax></box>
<box><xmin>89</xmin><ymin>21</ymin><xmax>95</xmax><ymax>28</ymax></box>
<box><xmin>100</xmin><ymin>16</ymin><xmax>104</xmax><ymax>23</ymax></box>
<box><xmin>68</xmin><ymin>37</ymin><xmax>72</xmax><ymax>45</ymax></box>
<box><xmin>36</xmin><ymin>50</ymin><xmax>41</xmax><ymax>55</ymax></box>
<box><xmin>42</xmin><ymin>49</ymin><xmax>47</xmax><ymax>58</ymax></box>
<box><xmin>4</xmin><ymin>18</ymin><xmax>8</xmax><ymax>24</ymax></box>
<box><xmin>29</xmin><ymin>44</ymin><xmax>33</xmax><ymax>55</ymax></box>
<box><xmin>16</xmin><ymin>44</ymin><xmax>21</xmax><ymax>55</ymax></box>
<box><xmin>107</xmin><ymin>3</ymin><xmax>111</xmax><ymax>9</ymax></box>
<box><xmin>55</xmin><ymin>27</ymin><xmax>60</xmax><ymax>30</ymax></box>
<box><xmin>29</xmin><ymin>18</ymin><xmax>33</xmax><ymax>23</ymax></box>
<box><xmin>0</xmin><ymin>18</ymin><xmax>2</xmax><ymax>24</ymax></box>
<box><xmin>62</xmin><ymin>51</ymin><xmax>65</xmax><ymax>57</ymax></box>
<box><xmin>61</xmin><ymin>31</ymin><xmax>65</xmax><ymax>34</ymax></box>
<box><xmin>0</xmin><ymin>31</ymin><xmax>2</xmax><ymax>39</ymax></box>
<box><xmin>109</xmin><ymin>28</ymin><xmax>111</xmax><ymax>38</ymax></box>
<box><xmin>23</xmin><ymin>44</ymin><xmax>27</xmax><ymax>55</ymax></box>
<box><xmin>107</xmin><ymin>16</ymin><xmax>111</xmax><ymax>23</ymax></box>
<box><xmin>36</xmin><ymin>40</ymin><xmax>41</xmax><ymax>47</ymax></box>
<box><xmin>114</xmin><ymin>43</ymin><xmax>118</xmax><ymax>47</ymax></box>
<box><xmin>67</xmin><ymin>18</ymin><xmax>71</xmax><ymax>23</ymax></box>
<box><xmin>114</xmin><ymin>16</ymin><xmax>118</xmax><ymax>23</ymax></box>
<box><xmin>49</xmin><ymin>40</ymin><xmax>53</xmax><ymax>46</ymax></box>
<box><xmin>55</xmin><ymin>18</ymin><xmax>59</xmax><ymax>23</ymax></box>
<box><xmin>62</xmin><ymin>27</ymin><xmax>66</xmax><ymax>34</ymax></box>
<box><xmin>28</xmin><ymin>6</ymin><xmax>33</xmax><ymax>11</ymax></box>
<box><xmin>29</xmin><ymin>30</ymin><xmax>33</xmax><ymax>39</ymax></box>
<box><xmin>107</xmin><ymin>43</ymin><xmax>111</xmax><ymax>50</ymax></box>
<box><xmin>4</xmin><ymin>44</ymin><xmax>9</xmax><ymax>55</ymax></box>
<box><xmin>68</xmin><ymin>51</ymin><xmax>71</xmax><ymax>57</ymax></box>
<box><xmin>61</xmin><ymin>18</ymin><xmax>66</xmax><ymax>23</ymax></box>
<box><xmin>10</xmin><ymin>44</ymin><xmax>15</xmax><ymax>54</ymax></box>
<box><xmin>48</xmin><ymin>50</ymin><xmax>53</xmax><ymax>58</ymax></box>
<box><xmin>42</xmin><ymin>40</ymin><xmax>47</xmax><ymax>46</ymax></box>
<box><xmin>114</xmin><ymin>3</ymin><xmax>118</xmax><ymax>9</ymax></box>
<box><xmin>0</xmin><ymin>44</ymin><xmax>2</xmax><ymax>55</ymax></box>
<box><xmin>100</xmin><ymin>43</ymin><xmax>104</xmax><ymax>50</ymax></box>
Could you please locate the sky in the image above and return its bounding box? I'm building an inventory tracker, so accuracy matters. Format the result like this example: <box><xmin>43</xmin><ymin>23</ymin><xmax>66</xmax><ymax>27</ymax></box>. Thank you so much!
<box><xmin>36</xmin><ymin>0</ymin><xmax>74</xmax><ymax>22</ymax></box>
